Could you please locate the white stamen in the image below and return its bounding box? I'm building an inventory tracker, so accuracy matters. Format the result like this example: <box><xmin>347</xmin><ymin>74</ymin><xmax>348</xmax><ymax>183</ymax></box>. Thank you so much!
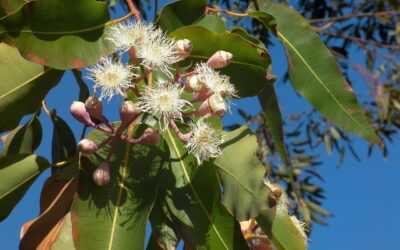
<box><xmin>86</xmin><ymin>57</ymin><xmax>137</xmax><ymax>101</ymax></box>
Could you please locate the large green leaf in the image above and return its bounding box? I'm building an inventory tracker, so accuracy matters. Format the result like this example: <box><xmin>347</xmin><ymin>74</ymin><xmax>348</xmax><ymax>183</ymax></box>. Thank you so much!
<box><xmin>0</xmin><ymin>0</ymin><xmax>114</xmax><ymax>70</ymax></box>
<box><xmin>1</xmin><ymin>115</ymin><xmax>42</xmax><ymax>157</ymax></box>
<box><xmin>0</xmin><ymin>0</ymin><xmax>35</xmax><ymax>20</ymax></box>
<box><xmin>215</xmin><ymin>126</ymin><xmax>270</xmax><ymax>221</ymax></box>
<box><xmin>155</xmin><ymin>0</ymin><xmax>207</xmax><ymax>33</ymax></box>
<box><xmin>0</xmin><ymin>154</ymin><xmax>49</xmax><ymax>221</ymax></box>
<box><xmin>257</xmin><ymin>207</ymin><xmax>307</xmax><ymax>250</ymax></box>
<box><xmin>160</xmin><ymin>128</ymin><xmax>249</xmax><ymax>249</ymax></box>
<box><xmin>70</xmin><ymin>125</ymin><xmax>169</xmax><ymax>249</ymax></box>
<box><xmin>248</xmin><ymin>2</ymin><xmax>379</xmax><ymax>143</ymax></box>
<box><xmin>171</xmin><ymin>25</ymin><xmax>271</xmax><ymax>97</ymax></box>
<box><xmin>0</xmin><ymin>43</ymin><xmax>63</xmax><ymax>133</ymax></box>
<box><xmin>196</xmin><ymin>14</ymin><xmax>226</xmax><ymax>33</ymax></box>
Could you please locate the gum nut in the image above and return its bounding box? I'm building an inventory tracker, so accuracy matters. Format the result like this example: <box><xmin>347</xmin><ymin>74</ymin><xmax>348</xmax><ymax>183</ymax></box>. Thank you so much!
<box><xmin>207</xmin><ymin>51</ymin><xmax>233</xmax><ymax>69</ymax></box>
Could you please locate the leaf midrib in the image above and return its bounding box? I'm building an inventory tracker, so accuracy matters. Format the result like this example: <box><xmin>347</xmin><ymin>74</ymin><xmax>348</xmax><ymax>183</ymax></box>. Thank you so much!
<box><xmin>278</xmin><ymin>31</ymin><xmax>373</xmax><ymax>140</ymax></box>
<box><xmin>166</xmin><ymin>129</ymin><xmax>229</xmax><ymax>250</ymax></box>
<box><xmin>214</xmin><ymin>162</ymin><xmax>268</xmax><ymax>202</ymax></box>
<box><xmin>0</xmin><ymin>68</ymin><xmax>51</xmax><ymax>101</ymax></box>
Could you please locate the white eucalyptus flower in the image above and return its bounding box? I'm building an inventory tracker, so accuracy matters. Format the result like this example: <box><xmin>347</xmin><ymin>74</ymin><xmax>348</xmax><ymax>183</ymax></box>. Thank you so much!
<box><xmin>86</xmin><ymin>57</ymin><xmax>136</xmax><ymax>101</ymax></box>
<box><xmin>106</xmin><ymin>21</ymin><xmax>154</xmax><ymax>52</ymax></box>
<box><xmin>195</xmin><ymin>63</ymin><xmax>237</xmax><ymax>97</ymax></box>
<box><xmin>186</xmin><ymin>118</ymin><xmax>223</xmax><ymax>165</ymax></box>
<box><xmin>136</xmin><ymin>30</ymin><xmax>181</xmax><ymax>77</ymax></box>
<box><xmin>136</xmin><ymin>82</ymin><xmax>190</xmax><ymax>130</ymax></box>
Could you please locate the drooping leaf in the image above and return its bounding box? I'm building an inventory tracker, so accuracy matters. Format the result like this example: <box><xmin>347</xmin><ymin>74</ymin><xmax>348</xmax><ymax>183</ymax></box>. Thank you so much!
<box><xmin>20</xmin><ymin>177</ymin><xmax>77</xmax><ymax>250</ymax></box>
<box><xmin>0</xmin><ymin>0</ymin><xmax>115</xmax><ymax>70</ymax></box>
<box><xmin>171</xmin><ymin>25</ymin><xmax>271</xmax><ymax>97</ymax></box>
<box><xmin>196</xmin><ymin>14</ymin><xmax>226</xmax><ymax>33</ymax></box>
<box><xmin>0</xmin><ymin>154</ymin><xmax>50</xmax><ymax>221</ymax></box>
<box><xmin>160</xmin><ymin>128</ymin><xmax>249</xmax><ymax>249</ymax></box>
<box><xmin>50</xmin><ymin>112</ymin><xmax>78</xmax><ymax>181</ymax></box>
<box><xmin>248</xmin><ymin>1</ymin><xmax>379</xmax><ymax>143</ymax></box>
<box><xmin>215</xmin><ymin>125</ymin><xmax>271</xmax><ymax>221</ymax></box>
<box><xmin>1</xmin><ymin>115</ymin><xmax>42</xmax><ymax>157</ymax></box>
<box><xmin>155</xmin><ymin>0</ymin><xmax>207</xmax><ymax>33</ymax></box>
<box><xmin>258</xmin><ymin>84</ymin><xmax>289</xmax><ymax>164</ymax></box>
<box><xmin>256</xmin><ymin>207</ymin><xmax>307</xmax><ymax>250</ymax></box>
<box><xmin>70</xmin><ymin>125</ymin><xmax>169</xmax><ymax>249</ymax></box>
<box><xmin>0</xmin><ymin>43</ymin><xmax>63</xmax><ymax>133</ymax></box>
<box><xmin>229</xmin><ymin>26</ymin><xmax>266</xmax><ymax>49</ymax></box>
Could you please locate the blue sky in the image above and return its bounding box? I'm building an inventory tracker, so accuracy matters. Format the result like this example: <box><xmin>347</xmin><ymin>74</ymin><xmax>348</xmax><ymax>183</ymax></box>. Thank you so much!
<box><xmin>1</xmin><ymin>1</ymin><xmax>400</xmax><ymax>249</ymax></box>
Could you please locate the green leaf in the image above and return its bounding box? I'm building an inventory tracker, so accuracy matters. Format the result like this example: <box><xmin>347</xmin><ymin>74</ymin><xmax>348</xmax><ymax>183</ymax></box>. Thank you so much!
<box><xmin>147</xmin><ymin>201</ymin><xmax>179</xmax><ymax>250</ymax></box>
<box><xmin>196</xmin><ymin>15</ymin><xmax>226</xmax><ymax>33</ymax></box>
<box><xmin>161</xmin><ymin>128</ymin><xmax>248</xmax><ymax>249</ymax></box>
<box><xmin>50</xmin><ymin>113</ymin><xmax>78</xmax><ymax>181</ymax></box>
<box><xmin>256</xmin><ymin>208</ymin><xmax>307</xmax><ymax>250</ymax></box>
<box><xmin>51</xmin><ymin>212</ymin><xmax>76</xmax><ymax>250</ymax></box>
<box><xmin>171</xmin><ymin>25</ymin><xmax>271</xmax><ymax>97</ymax></box>
<box><xmin>0</xmin><ymin>0</ymin><xmax>114</xmax><ymax>70</ymax></box>
<box><xmin>0</xmin><ymin>43</ymin><xmax>63</xmax><ymax>133</ymax></box>
<box><xmin>1</xmin><ymin>115</ymin><xmax>42</xmax><ymax>157</ymax></box>
<box><xmin>258</xmin><ymin>84</ymin><xmax>289</xmax><ymax>164</ymax></box>
<box><xmin>215</xmin><ymin>125</ymin><xmax>270</xmax><ymax>221</ymax></box>
<box><xmin>0</xmin><ymin>0</ymin><xmax>35</xmax><ymax>20</ymax></box>
<box><xmin>155</xmin><ymin>0</ymin><xmax>207</xmax><ymax>33</ymax></box>
<box><xmin>249</xmin><ymin>2</ymin><xmax>379</xmax><ymax>143</ymax></box>
<box><xmin>229</xmin><ymin>26</ymin><xmax>266</xmax><ymax>49</ymax></box>
<box><xmin>70</xmin><ymin>125</ymin><xmax>169</xmax><ymax>249</ymax></box>
<box><xmin>0</xmin><ymin>154</ymin><xmax>49</xmax><ymax>221</ymax></box>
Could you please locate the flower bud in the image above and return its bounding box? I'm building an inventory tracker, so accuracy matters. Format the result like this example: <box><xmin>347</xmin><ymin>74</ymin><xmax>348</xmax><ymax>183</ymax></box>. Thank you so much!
<box><xmin>120</xmin><ymin>101</ymin><xmax>140</xmax><ymax>124</ymax></box>
<box><xmin>207</xmin><ymin>51</ymin><xmax>233</xmax><ymax>69</ymax></box>
<box><xmin>208</xmin><ymin>94</ymin><xmax>227</xmax><ymax>116</ymax></box>
<box><xmin>70</xmin><ymin>101</ymin><xmax>94</xmax><ymax>126</ymax></box>
<box><xmin>138</xmin><ymin>128</ymin><xmax>161</xmax><ymax>145</ymax></box>
<box><xmin>85</xmin><ymin>96</ymin><xmax>103</xmax><ymax>122</ymax></box>
<box><xmin>93</xmin><ymin>161</ymin><xmax>110</xmax><ymax>186</ymax></box>
<box><xmin>78</xmin><ymin>139</ymin><xmax>98</xmax><ymax>154</ymax></box>
<box><xmin>176</xmin><ymin>39</ymin><xmax>192</xmax><ymax>60</ymax></box>
<box><xmin>185</xmin><ymin>75</ymin><xmax>203</xmax><ymax>92</ymax></box>
<box><xmin>190</xmin><ymin>87</ymin><xmax>211</xmax><ymax>103</ymax></box>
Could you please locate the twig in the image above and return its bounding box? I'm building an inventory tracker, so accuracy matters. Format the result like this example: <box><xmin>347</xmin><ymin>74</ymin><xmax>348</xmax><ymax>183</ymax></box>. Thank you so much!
<box><xmin>41</xmin><ymin>100</ymin><xmax>51</xmax><ymax>117</ymax></box>
<box><xmin>321</xmin><ymin>30</ymin><xmax>400</xmax><ymax>50</ymax></box>
<box><xmin>126</xmin><ymin>0</ymin><xmax>141</xmax><ymax>22</ymax></box>
<box><xmin>309</xmin><ymin>10</ymin><xmax>399</xmax><ymax>24</ymax></box>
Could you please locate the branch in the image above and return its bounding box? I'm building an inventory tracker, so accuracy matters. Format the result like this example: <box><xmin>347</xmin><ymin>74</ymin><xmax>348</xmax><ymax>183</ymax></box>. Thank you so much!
<box><xmin>309</xmin><ymin>10</ymin><xmax>399</xmax><ymax>24</ymax></box>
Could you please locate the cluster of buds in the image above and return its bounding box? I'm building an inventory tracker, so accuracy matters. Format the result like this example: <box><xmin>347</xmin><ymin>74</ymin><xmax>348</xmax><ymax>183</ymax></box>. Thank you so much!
<box><xmin>71</xmin><ymin>20</ymin><xmax>238</xmax><ymax>186</ymax></box>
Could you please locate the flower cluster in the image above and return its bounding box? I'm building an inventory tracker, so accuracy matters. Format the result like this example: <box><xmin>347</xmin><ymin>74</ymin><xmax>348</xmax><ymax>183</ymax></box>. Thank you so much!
<box><xmin>73</xmin><ymin>20</ymin><xmax>237</xmax><ymax>186</ymax></box>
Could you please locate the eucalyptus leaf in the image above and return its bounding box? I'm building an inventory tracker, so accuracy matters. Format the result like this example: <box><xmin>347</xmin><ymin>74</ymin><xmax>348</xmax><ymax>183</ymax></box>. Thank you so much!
<box><xmin>196</xmin><ymin>15</ymin><xmax>226</xmax><ymax>33</ymax></box>
<box><xmin>160</xmin><ymin>128</ymin><xmax>249</xmax><ymax>249</ymax></box>
<box><xmin>70</xmin><ymin>125</ymin><xmax>169</xmax><ymax>249</ymax></box>
<box><xmin>0</xmin><ymin>43</ymin><xmax>63</xmax><ymax>133</ymax></box>
<box><xmin>215</xmin><ymin>125</ymin><xmax>271</xmax><ymax>221</ymax></box>
<box><xmin>249</xmin><ymin>1</ymin><xmax>379</xmax><ymax>143</ymax></box>
<box><xmin>0</xmin><ymin>0</ymin><xmax>115</xmax><ymax>70</ymax></box>
<box><xmin>0</xmin><ymin>154</ymin><xmax>50</xmax><ymax>221</ymax></box>
<box><xmin>1</xmin><ymin>115</ymin><xmax>42</xmax><ymax>157</ymax></box>
<box><xmin>0</xmin><ymin>0</ymin><xmax>35</xmax><ymax>20</ymax></box>
<box><xmin>156</xmin><ymin>0</ymin><xmax>207</xmax><ymax>33</ymax></box>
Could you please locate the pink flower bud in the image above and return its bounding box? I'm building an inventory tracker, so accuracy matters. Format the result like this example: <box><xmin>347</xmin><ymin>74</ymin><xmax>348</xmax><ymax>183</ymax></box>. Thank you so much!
<box><xmin>176</xmin><ymin>39</ymin><xmax>192</xmax><ymax>60</ymax></box>
<box><xmin>93</xmin><ymin>161</ymin><xmax>110</xmax><ymax>186</ymax></box>
<box><xmin>190</xmin><ymin>87</ymin><xmax>212</xmax><ymax>103</ymax></box>
<box><xmin>138</xmin><ymin>128</ymin><xmax>161</xmax><ymax>145</ymax></box>
<box><xmin>70</xmin><ymin>101</ymin><xmax>94</xmax><ymax>126</ymax></box>
<box><xmin>208</xmin><ymin>94</ymin><xmax>227</xmax><ymax>116</ymax></box>
<box><xmin>184</xmin><ymin>75</ymin><xmax>203</xmax><ymax>93</ymax></box>
<box><xmin>207</xmin><ymin>51</ymin><xmax>233</xmax><ymax>69</ymax></box>
<box><xmin>78</xmin><ymin>139</ymin><xmax>98</xmax><ymax>154</ymax></box>
<box><xmin>85</xmin><ymin>96</ymin><xmax>104</xmax><ymax>122</ymax></box>
<box><xmin>120</xmin><ymin>101</ymin><xmax>140</xmax><ymax>125</ymax></box>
